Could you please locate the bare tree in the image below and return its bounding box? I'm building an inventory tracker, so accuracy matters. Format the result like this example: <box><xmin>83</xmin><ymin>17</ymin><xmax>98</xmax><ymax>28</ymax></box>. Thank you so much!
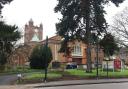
<box><xmin>9</xmin><ymin>44</ymin><xmax>32</xmax><ymax>66</ymax></box>
<box><xmin>111</xmin><ymin>7</ymin><xmax>128</xmax><ymax>47</ymax></box>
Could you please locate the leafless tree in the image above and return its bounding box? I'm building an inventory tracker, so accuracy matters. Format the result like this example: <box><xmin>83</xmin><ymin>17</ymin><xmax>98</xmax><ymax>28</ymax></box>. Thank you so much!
<box><xmin>8</xmin><ymin>43</ymin><xmax>32</xmax><ymax>66</ymax></box>
<box><xmin>111</xmin><ymin>7</ymin><xmax>128</xmax><ymax>47</ymax></box>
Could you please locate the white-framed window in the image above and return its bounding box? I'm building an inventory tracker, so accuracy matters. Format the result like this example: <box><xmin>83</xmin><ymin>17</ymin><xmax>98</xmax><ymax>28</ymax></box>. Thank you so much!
<box><xmin>72</xmin><ymin>43</ymin><xmax>82</xmax><ymax>56</ymax></box>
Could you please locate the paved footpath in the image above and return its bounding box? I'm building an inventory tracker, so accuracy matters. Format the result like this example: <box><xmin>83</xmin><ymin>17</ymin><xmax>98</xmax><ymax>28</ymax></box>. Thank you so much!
<box><xmin>0</xmin><ymin>74</ymin><xmax>17</xmax><ymax>85</ymax></box>
<box><xmin>0</xmin><ymin>85</ymin><xmax>32</xmax><ymax>89</ymax></box>
<box><xmin>1</xmin><ymin>79</ymin><xmax>128</xmax><ymax>89</ymax></box>
<box><xmin>36</xmin><ymin>78</ymin><xmax>128</xmax><ymax>87</ymax></box>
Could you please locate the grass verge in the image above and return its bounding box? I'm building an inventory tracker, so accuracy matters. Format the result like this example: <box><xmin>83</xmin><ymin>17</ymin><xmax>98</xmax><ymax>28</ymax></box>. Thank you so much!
<box><xmin>66</xmin><ymin>69</ymin><xmax>128</xmax><ymax>78</ymax></box>
<box><xmin>17</xmin><ymin>69</ymin><xmax>128</xmax><ymax>84</ymax></box>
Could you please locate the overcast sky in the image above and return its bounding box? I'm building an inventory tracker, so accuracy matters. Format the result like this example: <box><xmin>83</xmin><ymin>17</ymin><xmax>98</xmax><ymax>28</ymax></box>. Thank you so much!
<box><xmin>1</xmin><ymin>0</ymin><xmax>128</xmax><ymax>41</ymax></box>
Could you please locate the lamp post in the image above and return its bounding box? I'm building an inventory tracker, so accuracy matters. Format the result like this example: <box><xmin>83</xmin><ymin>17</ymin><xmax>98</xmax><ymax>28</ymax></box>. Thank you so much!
<box><xmin>96</xmin><ymin>36</ymin><xmax>99</xmax><ymax>79</ymax></box>
<box><xmin>44</xmin><ymin>36</ymin><xmax>48</xmax><ymax>83</ymax></box>
<box><xmin>91</xmin><ymin>31</ymin><xmax>99</xmax><ymax>79</ymax></box>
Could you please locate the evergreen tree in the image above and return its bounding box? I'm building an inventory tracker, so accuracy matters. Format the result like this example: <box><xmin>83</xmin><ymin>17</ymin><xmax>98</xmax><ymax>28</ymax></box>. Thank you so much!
<box><xmin>30</xmin><ymin>44</ymin><xmax>52</xmax><ymax>69</ymax></box>
<box><xmin>55</xmin><ymin>0</ymin><xmax>125</xmax><ymax>72</ymax></box>
<box><xmin>0</xmin><ymin>0</ymin><xmax>20</xmax><ymax>68</ymax></box>
<box><xmin>0</xmin><ymin>21</ymin><xmax>21</xmax><ymax>66</ymax></box>
<box><xmin>99</xmin><ymin>33</ymin><xmax>119</xmax><ymax>57</ymax></box>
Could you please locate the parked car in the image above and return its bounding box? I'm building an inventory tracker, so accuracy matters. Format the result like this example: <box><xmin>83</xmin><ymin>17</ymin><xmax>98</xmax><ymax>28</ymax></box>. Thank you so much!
<box><xmin>66</xmin><ymin>62</ymin><xmax>77</xmax><ymax>69</ymax></box>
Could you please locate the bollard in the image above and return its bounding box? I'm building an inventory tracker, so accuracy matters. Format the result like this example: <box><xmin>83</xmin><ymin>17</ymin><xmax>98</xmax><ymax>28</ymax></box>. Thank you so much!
<box><xmin>17</xmin><ymin>73</ymin><xmax>22</xmax><ymax>83</ymax></box>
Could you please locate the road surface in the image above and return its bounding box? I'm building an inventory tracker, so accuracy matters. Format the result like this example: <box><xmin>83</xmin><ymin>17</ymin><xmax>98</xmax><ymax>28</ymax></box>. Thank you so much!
<box><xmin>35</xmin><ymin>82</ymin><xmax>128</xmax><ymax>89</ymax></box>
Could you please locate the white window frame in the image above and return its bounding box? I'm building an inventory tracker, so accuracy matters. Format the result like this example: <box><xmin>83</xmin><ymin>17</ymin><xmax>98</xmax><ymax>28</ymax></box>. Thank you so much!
<box><xmin>72</xmin><ymin>43</ymin><xmax>82</xmax><ymax>56</ymax></box>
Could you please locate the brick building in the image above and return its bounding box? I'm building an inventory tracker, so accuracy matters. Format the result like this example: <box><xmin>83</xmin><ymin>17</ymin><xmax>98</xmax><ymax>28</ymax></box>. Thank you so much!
<box><xmin>24</xmin><ymin>19</ymin><xmax>43</xmax><ymax>43</ymax></box>
<box><xmin>42</xmin><ymin>35</ymin><xmax>104</xmax><ymax>65</ymax></box>
<box><xmin>9</xmin><ymin>19</ymin><xmax>43</xmax><ymax>66</ymax></box>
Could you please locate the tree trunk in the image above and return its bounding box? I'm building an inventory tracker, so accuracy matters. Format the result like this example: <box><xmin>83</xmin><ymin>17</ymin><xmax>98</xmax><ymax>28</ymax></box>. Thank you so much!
<box><xmin>84</xmin><ymin>0</ymin><xmax>92</xmax><ymax>72</ymax></box>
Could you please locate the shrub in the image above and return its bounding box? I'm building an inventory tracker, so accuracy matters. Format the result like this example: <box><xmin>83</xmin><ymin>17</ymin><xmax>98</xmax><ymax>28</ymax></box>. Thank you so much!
<box><xmin>30</xmin><ymin>45</ymin><xmax>52</xmax><ymax>69</ymax></box>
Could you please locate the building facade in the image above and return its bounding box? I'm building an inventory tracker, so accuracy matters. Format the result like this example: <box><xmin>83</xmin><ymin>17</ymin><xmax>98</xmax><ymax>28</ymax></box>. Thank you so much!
<box><xmin>24</xmin><ymin>19</ymin><xmax>43</xmax><ymax>43</ymax></box>
<box><xmin>42</xmin><ymin>35</ymin><xmax>104</xmax><ymax>65</ymax></box>
<box><xmin>9</xmin><ymin>19</ymin><xmax>43</xmax><ymax>66</ymax></box>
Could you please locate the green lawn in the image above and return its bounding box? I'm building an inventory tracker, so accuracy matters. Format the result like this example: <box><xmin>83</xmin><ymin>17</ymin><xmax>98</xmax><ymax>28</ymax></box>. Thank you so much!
<box><xmin>23</xmin><ymin>71</ymin><xmax>62</xmax><ymax>80</ymax></box>
<box><xmin>99</xmin><ymin>69</ymin><xmax>128</xmax><ymax>77</ymax></box>
<box><xmin>66</xmin><ymin>69</ymin><xmax>96</xmax><ymax>77</ymax></box>
<box><xmin>17</xmin><ymin>69</ymin><xmax>128</xmax><ymax>84</ymax></box>
<box><xmin>66</xmin><ymin>69</ymin><xmax>128</xmax><ymax>78</ymax></box>
<box><xmin>23</xmin><ymin>69</ymin><xmax>128</xmax><ymax>80</ymax></box>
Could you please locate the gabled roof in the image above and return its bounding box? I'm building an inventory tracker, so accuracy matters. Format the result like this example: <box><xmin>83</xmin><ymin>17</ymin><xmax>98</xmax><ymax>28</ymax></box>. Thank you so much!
<box><xmin>41</xmin><ymin>35</ymin><xmax>62</xmax><ymax>44</ymax></box>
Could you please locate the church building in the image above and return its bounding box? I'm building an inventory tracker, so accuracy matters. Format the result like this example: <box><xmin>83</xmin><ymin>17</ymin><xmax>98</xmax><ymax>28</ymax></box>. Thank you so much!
<box><xmin>24</xmin><ymin>19</ymin><xmax>43</xmax><ymax>43</ymax></box>
<box><xmin>9</xmin><ymin>19</ymin><xmax>43</xmax><ymax>66</ymax></box>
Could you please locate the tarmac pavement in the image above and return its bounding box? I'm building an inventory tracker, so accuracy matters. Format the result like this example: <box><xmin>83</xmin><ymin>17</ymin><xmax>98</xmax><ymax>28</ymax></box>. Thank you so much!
<box><xmin>35</xmin><ymin>78</ymin><xmax>128</xmax><ymax>88</ymax></box>
<box><xmin>1</xmin><ymin>78</ymin><xmax>128</xmax><ymax>89</ymax></box>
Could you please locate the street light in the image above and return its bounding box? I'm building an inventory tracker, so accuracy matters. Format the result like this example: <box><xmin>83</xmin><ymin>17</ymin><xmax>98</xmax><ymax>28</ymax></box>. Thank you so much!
<box><xmin>96</xmin><ymin>37</ymin><xmax>99</xmax><ymax>79</ymax></box>
<box><xmin>44</xmin><ymin>36</ymin><xmax>48</xmax><ymax>83</ymax></box>
<box><xmin>91</xmin><ymin>31</ymin><xmax>99</xmax><ymax>79</ymax></box>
